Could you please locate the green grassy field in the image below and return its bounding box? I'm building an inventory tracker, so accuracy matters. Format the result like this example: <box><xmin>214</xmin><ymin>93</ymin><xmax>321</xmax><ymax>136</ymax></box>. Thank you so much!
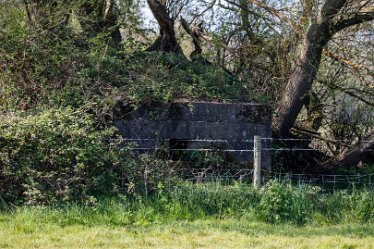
<box><xmin>0</xmin><ymin>218</ymin><xmax>373</xmax><ymax>249</ymax></box>
<box><xmin>1</xmin><ymin>182</ymin><xmax>373</xmax><ymax>248</ymax></box>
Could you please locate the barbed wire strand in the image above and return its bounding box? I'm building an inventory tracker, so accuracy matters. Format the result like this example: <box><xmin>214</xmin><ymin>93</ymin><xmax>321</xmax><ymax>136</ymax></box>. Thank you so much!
<box><xmin>111</xmin><ymin>137</ymin><xmax>374</xmax><ymax>143</ymax></box>
<box><xmin>261</xmin><ymin>137</ymin><xmax>374</xmax><ymax>143</ymax></box>
<box><xmin>124</xmin><ymin>147</ymin><xmax>374</xmax><ymax>152</ymax></box>
<box><xmin>128</xmin><ymin>147</ymin><xmax>254</xmax><ymax>152</ymax></box>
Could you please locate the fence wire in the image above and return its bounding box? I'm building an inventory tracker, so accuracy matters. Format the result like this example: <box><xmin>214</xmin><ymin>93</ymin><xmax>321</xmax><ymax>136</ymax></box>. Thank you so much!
<box><xmin>113</xmin><ymin>137</ymin><xmax>373</xmax><ymax>189</ymax></box>
<box><xmin>261</xmin><ymin>169</ymin><xmax>374</xmax><ymax>188</ymax></box>
<box><xmin>112</xmin><ymin>137</ymin><xmax>373</xmax><ymax>150</ymax></box>
<box><xmin>122</xmin><ymin>166</ymin><xmax>373</xmax><ymax>192</ymax></box>
<box><xmin>261</xmin><ymin>137</ymin><xmax>374</xmax><ymax>143</ymax></box>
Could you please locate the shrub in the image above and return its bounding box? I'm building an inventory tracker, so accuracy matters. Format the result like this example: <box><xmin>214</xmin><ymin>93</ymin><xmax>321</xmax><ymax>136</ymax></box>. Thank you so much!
<box><xmin>0</xmin><ymin>108</ymin><xmax>182</xmax><ymax>205</ymax></box>
<box><xmin>0</xmin><ymin>108</ymin><xmax>125</xmax><ymax>204</ymax></box>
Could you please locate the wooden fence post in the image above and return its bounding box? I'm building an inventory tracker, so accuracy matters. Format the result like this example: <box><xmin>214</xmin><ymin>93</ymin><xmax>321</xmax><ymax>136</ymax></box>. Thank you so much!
<box><xmin>253</xmin><ymin>135</ymin><xmax>261</xmax><ymax>189</ymax></box>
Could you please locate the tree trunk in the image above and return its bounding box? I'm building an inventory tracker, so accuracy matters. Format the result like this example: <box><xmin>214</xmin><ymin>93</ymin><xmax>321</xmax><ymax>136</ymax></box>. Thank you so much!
<box><xmin>273</xmin><ymin>0</ymin><xmax>374</xmax><ymax>137</ymax></box>
<box><xmin>270</xmin><ymin>0</ymin><xmax>374</xmax><ymax>169</ymax></box>
<box><xmin>146</xmin><ymin>0</ymin><xmax>183</xmax><ymax>53</ymax></box>
<box><xmin>273</xmin><ymin>23</ymin><xmax>331</xmax><ymax>137</ymax></box>
<box><xmin>181</xmin><ymin>18</ymin><xmax>203</xmax><ymax>59</ymax></box>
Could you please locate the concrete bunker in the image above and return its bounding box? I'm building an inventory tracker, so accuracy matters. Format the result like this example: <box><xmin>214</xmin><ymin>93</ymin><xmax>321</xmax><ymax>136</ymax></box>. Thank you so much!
<box><xmin>114</xmin><ymin>101</ymin><xmax>271</xmax><ymax>170</ymax></box>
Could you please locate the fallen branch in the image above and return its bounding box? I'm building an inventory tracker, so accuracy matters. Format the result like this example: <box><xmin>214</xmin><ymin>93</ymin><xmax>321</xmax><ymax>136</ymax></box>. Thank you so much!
<box><xmin>323</xmin><ymin>130</ymin><xmax>374</xmax><ymax>169</ymax></box>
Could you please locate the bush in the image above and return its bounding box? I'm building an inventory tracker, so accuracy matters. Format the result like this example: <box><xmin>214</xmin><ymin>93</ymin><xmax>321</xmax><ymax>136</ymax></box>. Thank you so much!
<box><xmin>0</xmin><ymin>108</ymin><xmax>182</xmax><ymax>205</ymax></box>
<box><xmin>0</xmin><ymin>108</ymin><xmax>125</xmax><ymax>204</ymax></box>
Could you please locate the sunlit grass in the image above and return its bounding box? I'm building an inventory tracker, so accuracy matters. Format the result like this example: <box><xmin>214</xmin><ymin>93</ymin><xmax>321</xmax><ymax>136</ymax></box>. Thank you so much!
<box><xmin>0</xmin><ymin>218</ymin><xmax>373</xmax><ymax>249</ymax></box>
<box><xmin>1</xmin><ymin>181</ymin><xmax>373</xmax><ymax>248</ymax></box>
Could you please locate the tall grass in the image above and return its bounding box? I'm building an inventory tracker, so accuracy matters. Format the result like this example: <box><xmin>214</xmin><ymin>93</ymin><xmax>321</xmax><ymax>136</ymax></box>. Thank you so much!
<box><xmin>1</xmin><ymin>181</ymin><xmax>373</xmax><ymax>226</ymax></box>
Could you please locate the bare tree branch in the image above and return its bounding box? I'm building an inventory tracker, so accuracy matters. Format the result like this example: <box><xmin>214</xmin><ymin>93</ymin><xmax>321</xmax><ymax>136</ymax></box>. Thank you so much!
<box><xmin>319</xmin><ymin>0</ymin><xmax>347</xmax><ymax>21</ymax></box>
<box><xmin>247</xmin><ymin>0</ymin><xmax>294</xmax><ymax>26</ymax></box>
<box><xmin>334</xmin><ymin>11</ymin><xmax>374</xmax><ymax>32</ymax></box>
<box><xmin>181</xmin><ymin>18</ymin><xmax>202</xmax><ymax>57</ymax></box>
<box><xmin>324</xmin><ymin>130</ymin><xmax>374</xmax><ymax>169</ymax></box>
<box><xmin>324</xmin><ymin>48</ymin><xmax>374</xmax><ymax>79</ymax></box>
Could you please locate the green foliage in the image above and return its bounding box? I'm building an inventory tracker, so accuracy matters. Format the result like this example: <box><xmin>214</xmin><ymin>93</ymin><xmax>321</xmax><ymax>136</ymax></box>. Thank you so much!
<box><xmin>0</xmin><ymin>108</ymin><xmax>182</xmax><ymax>205</ymax></box>
<box><xmin>0</xmin><ymin>2</ymin><xmax>259</xmax><ymax>145</ymax></box>
<box><xmin>0</xmin><ymin>108</ymin><xmax>125</xmax><ymax>204</ymax></box>
<box><xmin>0</xmin><ymin>2</ymin><xmax>259</xmax><ymax>208</ymax></box>
<box><xmin>1</xmin><ymin>181</ymin><xmax>373</xmax><ymax>226</ymax></box>
<box><xmin>0</xmin><ymin>3</ymin><xmax>256</xmax><ymax>113</ymax></box>
<box><xmin>84</xmin><ymin>51</ymin><xmax>253</xmax><ymax>105</ymax></box>
<box><xmin>258</xmin><ymin>181</ymin><xmax>317</xmax><ymax>224</ymax></box>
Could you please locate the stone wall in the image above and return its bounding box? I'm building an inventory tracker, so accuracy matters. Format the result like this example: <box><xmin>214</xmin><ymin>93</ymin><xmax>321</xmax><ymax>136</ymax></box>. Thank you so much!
<box><xmin>114</xmin><ymin>101</ymin><xmax>271</xmax><ymax>170</ymax></box>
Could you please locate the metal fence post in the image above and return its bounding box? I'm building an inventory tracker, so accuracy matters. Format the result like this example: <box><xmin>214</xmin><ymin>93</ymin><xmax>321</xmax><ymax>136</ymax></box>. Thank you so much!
<box><xmin>253</xmin><ymin>135</ymin><xmax>261</xmax><ymax>189</ymax></box>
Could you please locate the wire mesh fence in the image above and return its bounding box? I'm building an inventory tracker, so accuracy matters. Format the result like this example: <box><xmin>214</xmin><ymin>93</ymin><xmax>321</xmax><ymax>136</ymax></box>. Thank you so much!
<box><xmin>114</xmin><ymin>136</ymin><xmax>374</xmax><ymax>190</ymax></box>
<box><xmin>261</xmin><ymin>170</ymin><xmax>374</xmax><ymax>189</ymax></box>
<box><xmin>166</xmin><ymin>167</ymin><xmax>374</xmax><ymax>188</ymax></box>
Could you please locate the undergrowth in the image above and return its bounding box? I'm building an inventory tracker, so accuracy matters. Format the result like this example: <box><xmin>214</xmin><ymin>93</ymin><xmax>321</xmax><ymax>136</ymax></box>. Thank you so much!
<box><xmin>0</xmin><ymin>6</ymin><xmax>261</xmax><ymax>206</ymax></box>
<box><xmin>1</xmin><ymin>181</ymin><xmax>373</xmax><ymax>226</ymax></box>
